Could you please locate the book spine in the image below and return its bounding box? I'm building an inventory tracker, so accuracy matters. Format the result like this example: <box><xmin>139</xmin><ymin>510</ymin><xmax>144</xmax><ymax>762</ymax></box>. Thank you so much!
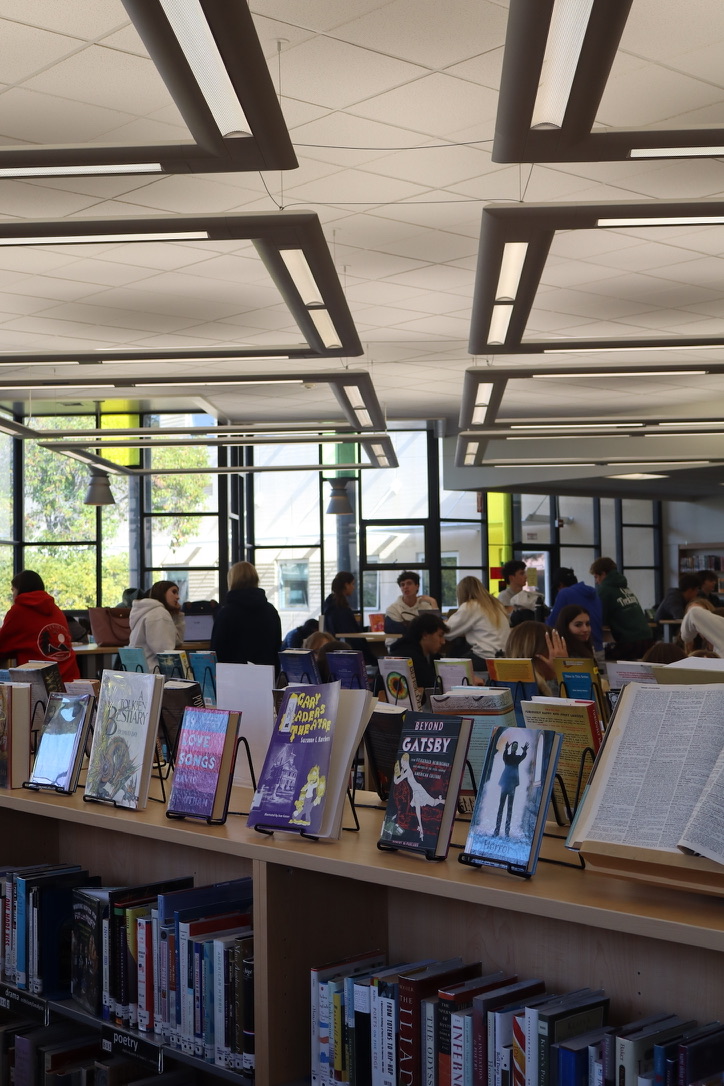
<box><xmin>137</xmin><ymin>916</ymin><xmax>153</xmax><ymax>1033</ymax></box>
<box><xmin>424</xmin><ymin>999</ymin><xmax>439</xmax><ymax>1086</ymax></box>
<box><xmin>203</xmin><ymin>940</ymin><xmax>215</xmax><ymax>1062</ymax></box>
<box><xmin>320</xmin><ymin>975</ymin><xmax>333</xmax><ymax>1086</ymax></box>
<box><xmin>398</xmin><ymin>979</ymin><xmax>420</xmax><ymax>1086</ymax></box>
<box><xmin>159</xmin><ymin>926</ymin><xmax>171</xmax><ymax>1040</ymax></box>
<box><xmin>14</xmin><ymin>877</ymin><xmax>27</xmax><ymax>989</ymax></box>
<box><xmin>525</xmin><ymin>1007</ymin><xmax>540</xmax><ymax>1086</ymax></box>
<box><xmin>102</xmin><ymin>914</ymin><xmax>112</xmax><ymax>1020</ymax></box>
<box><xmin>464</xmin><ymin>1013</ymin><xmax>475</xmax><ymax>1086</ymax></box>
<box><xmin>192</xmin><ymin>939</ymin><xmax>205</xmax><ymax>1054</ymax></box>
<box><xmin>151</xmin><ymin>909</ymin><xmax>161</xmax><ymax>1036</ymax></box>
<box><xmin>451</xmin><ymin>1010</ymin><xmax>468</xmax><ymax>1086</ymax></box>
<box><xmin>345</xmin><ymin>973</ymin><xmax>358</xmax><ymax>1086</ymax></box>
<box><xmin>512</xmin><ymin>1012</ymin><xmax>526</xmax><ymax>1086</ymax></box>
<box><xmin>333</xmin><ymin>984</ymin><xmax>348</xmax><ymax>1085</ymax></box>
<box><xmin>354</xmin><ymin>982</ymin><xmax>373</xmax><ymax>1086</ymax></box>
<box><xmin>439</xmin><ymin>998</ymin><xmax>455</xmax><ymax>1086</ymax></box>
<box><xmin>379</xmin><ymin>989</ymin><xmax>398</xmax><ymax>1086</ymax></box>
<box><xmin>28</xmin><ymin>886</ymin><xmax>39</xmax><ymax>995</ymax></box>
<box><xmin>242</xmin><ymin>954</ymin><xmax>255</xmax><ymax>1076</ymax></box>
<box><xmin>214</xmin><ymin>940</ymin><xmax>230</xmax><ymax>1068</ymax></box>
<box><xmin>616</xmin><ymin>1036</ymin><xmax>637</xmax><ymax>1086</ymax></box>
<box><xmin>234</xmin><ymin>940</ymin><xmax>245</xmax><ymax>1070</ymax></box>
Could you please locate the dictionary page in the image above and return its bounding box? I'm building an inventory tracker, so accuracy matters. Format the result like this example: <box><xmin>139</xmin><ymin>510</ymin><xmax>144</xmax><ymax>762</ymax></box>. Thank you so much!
<box><xmin>568</xmin><ymin>683</ymin><xmax>724</xmax><ymax>852</ymax></box>
<box><xmin>678</xmin><ymin>743</ymin><xmax>724</xmax><ymax>864</ymax></box>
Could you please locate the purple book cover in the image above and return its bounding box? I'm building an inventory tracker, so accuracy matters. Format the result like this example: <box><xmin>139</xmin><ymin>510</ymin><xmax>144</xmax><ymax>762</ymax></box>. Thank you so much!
<box><xmin>325</xmin><ymin>650</ymin><xmax>368</xmax><ymax>690</ymax></box>
<box><xmin>168</xmin><ymin>707</ymin><xmax>237</xmax><ymax>817</ymax></box>
<box><xmin>247</xmin><ymin>682</ymin><xmax>340</xmax><ymax>834</ymax></box>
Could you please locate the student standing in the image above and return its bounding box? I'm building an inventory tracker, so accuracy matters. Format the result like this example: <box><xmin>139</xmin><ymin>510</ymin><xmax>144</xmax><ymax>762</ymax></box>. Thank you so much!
<box><xmin>211</xmin><ymin>561</ymin><xmax>281</xmax><ymax>668</ymax></box>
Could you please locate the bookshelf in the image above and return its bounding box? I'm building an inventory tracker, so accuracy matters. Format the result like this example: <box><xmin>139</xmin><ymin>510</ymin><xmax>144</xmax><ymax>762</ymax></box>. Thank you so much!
<box><xmin>678</xmin><ymin>541</ymin><xmax>724</xmax><ymax>592</ymax></box>
<box><xmin>0</xmin><ymin>787</ymin><xmax>723</xmax><ymax>1084</ymax></box>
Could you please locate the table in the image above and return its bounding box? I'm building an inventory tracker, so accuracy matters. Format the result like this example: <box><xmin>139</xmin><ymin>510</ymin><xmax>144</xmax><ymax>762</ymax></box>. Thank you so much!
<box><xmin>72</xmin><ymin>641</ymin><xmax>210</xmax><ymax>678</ymax></box>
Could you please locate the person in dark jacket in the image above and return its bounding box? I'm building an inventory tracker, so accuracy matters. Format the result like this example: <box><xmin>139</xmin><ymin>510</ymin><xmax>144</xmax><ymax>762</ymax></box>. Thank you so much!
<box><xmin>0</xmin><ymin>569</ymin><xmax>80</xmax><ymax>682</ymax></box>
<box><xmin>546</xmin><ymin>567</ymin><xmax>604</xmax><ymax>651</ymax></box>
<box><xmin>322</xmin><ymin>571</ymin><xmax>377</xmax><ymax>665</ymax></box>
<box><xmin>655</xmin><ymin>573</ymin><xmax>700</xmax><ymax>622</ymax></box>
<box><xmin>389</xmin><ymin>612</ymin><xmax>449</xmax><ymax>691</ymax></box>
<box><xmin>211</xmin><ymin>561</ymin><xmax>281</xmax><ymax>668</ymax></box>
<box><xmin>590</xmin><ymin>557</ymin><xmax>652</xmax><ymax>660</ymax></box>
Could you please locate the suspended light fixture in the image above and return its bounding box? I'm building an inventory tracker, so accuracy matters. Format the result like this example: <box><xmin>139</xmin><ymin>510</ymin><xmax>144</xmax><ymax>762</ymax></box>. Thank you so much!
<box><xmin>326</xmin><ymin>479</ymin><xmax>353</xmax><ymax>516</ymax></box>
<box><xmin>84</xmin><ymin>470</ymin><xmax>115</xmax><ymax>506</ymax></box>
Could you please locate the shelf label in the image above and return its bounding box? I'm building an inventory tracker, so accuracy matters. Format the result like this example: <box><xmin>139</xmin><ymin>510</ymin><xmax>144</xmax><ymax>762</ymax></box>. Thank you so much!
<box><xmin>100</xmin><ymin>1025</ymin><xmax>162</xmax><ymax>1073</ymax></box>
<box><xmin>0</xmin><ymin>984</ymin><xmax>48</xmax><ymax>1023</ymax></box>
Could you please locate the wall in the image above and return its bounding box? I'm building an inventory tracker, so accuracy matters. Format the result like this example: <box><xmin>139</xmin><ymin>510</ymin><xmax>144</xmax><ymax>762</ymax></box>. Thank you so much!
<box><xmin>663</xmin><ymin>496</ymin><xmax>724</xmax><ymax>588</ymax></box>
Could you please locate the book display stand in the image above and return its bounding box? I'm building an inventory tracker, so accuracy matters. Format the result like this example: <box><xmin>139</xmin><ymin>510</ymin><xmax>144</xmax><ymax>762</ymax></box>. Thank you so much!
<box><xmin>376</xmin><ymin>836</ymin><xmax>446</xmax><ymax>863</ymax></box>
<box><xmin>23</xmin><ymin>774</ymin><xmax>79</xmax><ymax>798</ymax></box>
<box><xmin>166</xmin><ymin>738</ymin><xmax>242</xmax><ymax>826</ymax></box>
<box><xmin>250</xmin><ymin>787</ymin><xmax>360</xmax><ymax>840</ymax></box>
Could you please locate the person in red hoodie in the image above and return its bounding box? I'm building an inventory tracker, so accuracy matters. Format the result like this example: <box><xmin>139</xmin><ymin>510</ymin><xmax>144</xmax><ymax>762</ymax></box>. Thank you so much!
<box><xmin>0</xmin><ymin>570</ymin><xmax>80</xmax><ymax>682</ymax></box>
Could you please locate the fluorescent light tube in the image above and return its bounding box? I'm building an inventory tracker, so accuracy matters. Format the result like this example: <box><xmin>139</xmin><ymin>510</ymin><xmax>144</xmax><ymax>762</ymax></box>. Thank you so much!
<box><xmin>644</xmin><ymin>431</ymin><xmax>724</xmax><ymax>439</ymax></box>
<box><xmin>464</xmin><ymin>442</ymin><xmax>479</xmax><ymax>466</ymax></box>
<box><xmin>495</xmin><ymin>243</ymin><xmax>528</xmax><ymax>301</ymax></box>
<box><xmin>280</xmin><ymin>250</ymin><xmax>324</xmax><ymax>306</ymax></box>
<box><xmin>159</xmin><ymin>0</ymin><xmax>251</xmax><ymax>137</ymax></box>
<box><xmin>487</xmin><ymin>304</ymin><xmax>513</xmax><ymax>345</ymax></box>
<box><xmin>0</xmin><ymin>231</ymin><xmax>209</xmax><ymax>246</ymax></box>
<box><xmin>475</xmin><ymin>384</ymin><xmax>493</xmax><ymax>407</ymax></box>
<box><xmin>0</xmin><ymin>164</ymin><xmax>163</xmax><ymax>178</ymax></box>
<box><xmin>309</xmin><ymin>309</ymin><xmax>342</xmax><ymax>350</ymax></box>
<box><xmin>472</xmin><ymin>405</ymin><xmax>488</xmax><ymax>424</ymax></box>
<box><xmin>141</xmin><ymin>379</ymin><xmax>301</xmax><ymax>387</ymax></box>
<box><xmin>630</xmin><ymin>147</ymin><xmax>724</xmax><ymax>159</ymax></box>
<box><xmin>0</xmin><ymin>383</ymin><xmax>117</xmax><ymax>392</ymax></box>
<box><xmin>345</xmin><ymin>387</ymin><xmax>365</xmax><ymax>410</ymax></box>
<box><xmin>535</xmin><ymin>370</ymin><xmax>708</xmax><ymax>378</ymax></box>
<box><xmin>598</xmin><ymin>216</ymin><xmax>724</xmax><ymax>227</ymax></box>
<box><xmin>544</xmin><ymin>345</ymin><xmax>721</xmax><ymax>353</ymax></box>
<box><xmin>607</xmin><ymin>472</ymin><xmax>667</xmax><ymax>479</ymax></box>
<box><xmin>370</xmin><ymin>444</ymin><xmax>385</xmax><ymax>456</ymax></box>
<box><xmin>100</xmin><ymin>354</ymin><xmax>289</xmax><ymax>364</ymax></box>
<box><xmin>510</xmin><ymin>422</ymin><xmax>644</xmax><ymax>430</ymax></box>
<box><xmin>355</xmin><ymin>410</ymin><xmax>372</xmax><ymax>428</ymax></box>
<box><xmin>658</xmin><ymin>421</ymin><xmax>724</xmax><ymax>428</ymax></box>
<box><xmin>530</xmin><ymin>0</ymin><xmax>594</xmax><ymax>129</ymax></box>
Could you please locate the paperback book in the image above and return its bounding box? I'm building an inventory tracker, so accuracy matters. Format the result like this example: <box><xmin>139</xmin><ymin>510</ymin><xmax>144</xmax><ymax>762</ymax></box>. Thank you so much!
<box><xmin>363</xmin><ymin>701</ymin><xmax>407</xmax><ymax>800</ymax></box>
<box><xmin>378</xmin><ymin>712</ymin><xmax>473</xmax><ymax>859</ymax></box>
<box><xmin>278</xmin><ymin>649</ymin><xmax>322</xmax><ymax>685</ymax></box>
<box><xmin>434</xmin><ymin>658</ymin><xmax>475</xmax><ymax>692</ymax></box>
<box><xmin>378</xmin><ymin>657</ymin><xmax>421</xmax><ymax>710</ymax></box>
<box><xmin>9</xmin><ymin>661</ymin><xmax>63</xmax><ymax>729</ymax></box>
<box><xmin>551</xmin><ymin>658</ymin><xmax>608</xmax><ymax>724</ymax></box>
<box><xmin>460</xmin><ymin>726</ymin><xmax>562</xmax><ymax>876</ymax></box>
<box><xmin>118</xmin><ymin>647</ymin><xmax>148</xmax><ymax>674</ymax></box>
<box><xmin>156</xmin><ymin>650</ymin><xmax>191</xmax><ymax>681</ymax></box>
<box><xmin>189</xmin><ymin>651</ymin><xmax>217</xmax><ymax>706</ymax></box>
<box><xmin>485</xmin><ymin>659</ymin><xmax>541</xmax><ymax>725</ymax></box>
<box><xmin>28</xmin><ymin>692</ymin><xmax>94</xmax><ymax>793</ymax></box>
<box><xmin>84</xmin><ymin>670</ymin><xmax>165</xmax><ymax>809</ymax></box>
<box><xmin>248</xmin><ymin>684</ymin><xmax>374</xmax><ymax>838</ymax></box>
<box><xmin>0</xmin><ymin>682</ymin><xmax>32</xmax><ymax>789</ymax></box>
<box><xmin>521</xmin><ymin>697</ymin><xmax>603</xmax><ymax>815</ymax></box>
<box><xmin>167</xmin><ymin>706</ymin><xmax>241</xmax><ymax>821</ymax></box>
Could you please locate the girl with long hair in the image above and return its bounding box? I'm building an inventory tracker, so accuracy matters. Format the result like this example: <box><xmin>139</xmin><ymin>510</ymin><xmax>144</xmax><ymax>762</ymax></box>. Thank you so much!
<box><xmin>444</xmin><ymin>575</ymin><xmax>510</xmax><ymax>669</ymax></box>
<box><xmin>129</xmin><ymin>579</ymin><xmax>185</xmax><ymax>670</ymax></box>
<box><xmin>554</xmin><ymin>604</ymin><xmax>595</xmax><ymax>659</ymax></box>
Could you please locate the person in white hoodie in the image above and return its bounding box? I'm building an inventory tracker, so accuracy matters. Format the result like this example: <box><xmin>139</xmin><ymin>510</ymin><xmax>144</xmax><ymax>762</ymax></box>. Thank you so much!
<box><xmin>680</xmin><ymin>599</ymin><xmax>724</xmax><ymax>657</ymax></box>
<box><xmin>128</xmin><ymin>580</ymin><xmax>185</xmax><ymax>670</ymax></box>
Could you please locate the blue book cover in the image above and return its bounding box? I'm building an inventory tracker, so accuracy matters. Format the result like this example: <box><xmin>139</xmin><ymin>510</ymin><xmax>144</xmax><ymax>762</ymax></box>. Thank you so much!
<box><xmin>15</xmin><ymin>865</ymin><xmax>82</xmax><ymax>989</ymax></box>
<box><xmin>248</xmin><ymin>682</ymin><xmax>340</xmax><ymax>835</ymax></box>
<box><xmin>189</xmin><ymin>651</ymin><xmax>217</xmax><ymax>705</ymax></box>
<box><xmin>156</xmin><ymin>650</ymin><xmax>190</xmax><ymax>680</ymax></box>
<box><xmin>118</xmin><ymin>647</ymin><xmax>149</xmax><ymax>674</ymax></box>
<box><xmin>278</xmin><ymin>649</ymin><xmax>322</xmax><ymax>685</ymax></box>
<box><xmin>325</xmin><ymin>650</ymin><xmax>368</xmax><ymax>690</ymax></box>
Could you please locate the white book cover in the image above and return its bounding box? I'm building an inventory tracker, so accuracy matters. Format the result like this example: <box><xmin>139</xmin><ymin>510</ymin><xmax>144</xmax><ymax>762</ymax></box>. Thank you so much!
<box><xmin>216</xmin><ymin>662</ymin><xmax>275</xmax><ymax>789</ymax></box>
<box><xmin>84</xmin><ymin>670</ymin><xmax>164</xmax><ymax>809</ymax></box>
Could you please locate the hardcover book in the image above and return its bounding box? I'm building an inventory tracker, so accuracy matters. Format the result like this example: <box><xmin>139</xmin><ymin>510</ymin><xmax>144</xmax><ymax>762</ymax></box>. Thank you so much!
<box><xmin>167</xmin><ymin>706</ymin><xmax>241</xmax><ymax>821</ymax></box>
<box><xmin>278</xmin><ymin>649</ymin><xmax>322</xmax><ymax>685</ymax></box>
<box><xmin>9</xmin><ymin>661</ymin><xmax>63</xmax><ymax>729</ymax></box>
<box><xmin>485</xmin><ymin>660</ymin><xmax>541</xmax><ymax>726</ymax></box>
<box><xmin>521</xmin><ymin>697</ymin><xmax>602</xmax><ymax>815</ymax></box>
<box><xmin>378</xmin><ymin>712</ymin><xmax>473</xmax><ymax>859</ymax></box>
<box><xmin>0</xmin><ymin>682</ymin><xmax>32</xmax><ymax>789</ymax></box>
<box><xmin>378</xmin><ymin>657</ymin><xmax>421</xmax><ymax>710</ymax></box>
<box><xmin>567</xmin><ymin>682</ymin><xmax>724</xmax><ymax>875</ymax></box>
<box><xmin>460</xmin><ymin>726</ymin><xmax>562</xmax><ymax>876</ymax></box>
<box><xmin>363</xmin><ymin>702</ymin><xmax>407</xmax><ymax>801</ymax></box>
<box><xmin>84</xmin><ymin>670</ymin><xmax>165</xmax><ymax>810</ymax></box>
<box><xmin>248</xmin><ymin>685</ymin><xmax>374</xmax><ymax>839</ymax></box>
<box><xmin>550</xmin><ymin>659</ymin><xmax>608</xmax><ymax>725</ymax></box>
<box><xmin>429</xmin><ymin>688</ymin><xmax>519</xmax><ymax>816</ymax></box>
<box><xmin>217</xmin><ymin>662</ymin><xmax>275</xmax><ymax>790</ymax></box>
<box><xmin>29</xmin><ymin>692</ymin><xmax>93</xmax><ymax>793</ymax></box>
<box><xmin>325</xmin><ymin>650</ymin><xmax>369</xmax><ymax>690</ymax></box>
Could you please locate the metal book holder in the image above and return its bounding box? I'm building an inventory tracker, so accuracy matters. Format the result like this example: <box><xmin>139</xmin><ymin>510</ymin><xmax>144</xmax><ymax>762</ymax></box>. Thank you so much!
<box><xmin>165</xmin><ymin>738</ymin><xmax>242</xmax><ymax>827</ymax></box>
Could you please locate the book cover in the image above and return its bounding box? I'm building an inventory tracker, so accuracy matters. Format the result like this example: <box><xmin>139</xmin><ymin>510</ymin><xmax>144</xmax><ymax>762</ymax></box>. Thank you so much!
<box><xmin>84</xmin><ymin>670</ymin><xmax>165</xmax><ymax>809</ymax></box>
<box><xmin>154</xmin><ymin>649</ymin><xmax>190</xmax><ymax>681</ymax></box>
<box><xmin>0</xmin><ymin>682</ymin><xmax>32</xmax><ymax>789</ymax></box>
<box><xmin>279</xmin><ymin>649</ymin><xmax>323</xmax><ymax>684</ymax></box>
<box><xmin>71</xmin><ymin>886</ymin><xmax>120</xmax><ymax>1016</ymax></box>
<box><xmin>437</xmin><ymin>971</ymin><xmax>507</xmax><ymax>1086</ymax></box>
<box><xmin>537</xmin><ymin>990</ymin><xmax>609</xmax><ymax>1086</ymax></box>
<box><xmin>378</xmin><ymin>657</ymin><xmax>421</xmax><ymax>710</ymax></box>
<box><xmin>484</xmin><ymin>660</ymin><xmax>540</xmax><ymax>726</ymax></box>
<box><xmin>461</xmin><ymin>727</ymin><xmax>562</xmax><ymax>876</ymax></box>
<box><xmin>248</xmin><ymin>682</ymin><xmax>340</xmax><ymax>836</ymax></box>
<box><xmin>363</xmin><ymin>702</ymin><xmax>407</xmax><ymax>801</ymax></box>
<box><xmin>434</xmin><ymin>659</ymin><xmax>475</xmax><ymax>692</ymax></box>
<box><xmin>118</xmin><ymin>646</ymin><xmax>148</xmax><ymax>674</ymax></box>
<box><xmin>30</xmin><ymin>869</ymin><xmax>100</xmax><ymax>999</ymax></box>
<box><xmin>326</xmin><ymin>650</ymin><xmax>369</xmax><ymax>690</ymax></box>
<box><xmin>217</xmin><ymin>662</ymin><xmax>275</xmax><ymax>790</ymax></box>
<box><xmin>189</xmin><ymin>651</ymin><xmax>217</xmax><ymax>706</ymax></box>
<box><xmin>167</xmin><ymin>706</ymin><xmax>241</xmax><ymax>821</ymax></box>
<box><xmin>378</xmin><ymin>712</ymin><xmax>473</xmax><ymax>859</ymax></box>
<box><xmin>29</xmin><ymin>692</ymin><xmax>93</xmax><ymax>793</ymax></box>
<box><xmin>428</xmin><ymin>689</ymin><xmax>519</xmax><ymax>816</ymax></box>
<box><xmin>521</xmin><ymin>698</ymin><xmax>601</xmax><ymax>814</ymax></box>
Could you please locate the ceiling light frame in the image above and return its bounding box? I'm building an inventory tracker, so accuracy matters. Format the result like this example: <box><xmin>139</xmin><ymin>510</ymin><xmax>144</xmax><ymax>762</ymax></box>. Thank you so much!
<box><xmin>455</xmin><ymin>364</ymin><xmax>724</xmax><ymax>467</ymax></box>
<box><xmin>493</xmin><ymin>0</ymin><xmax>724</xmax><ymax>163</ymax></box>
<box><xmin>0</xmin><ymin>0</ymin><xmax>295</xmax><ymax>177</ymax></box>
<box><xmin>0</xmin><ymin>213</ymin><xmax>362</xmax><ymax>361</ymax></box>
<box><xmin>470</xmin><ymin>200</ymin><xmax>724</xmax><ymax>355</ymax></box>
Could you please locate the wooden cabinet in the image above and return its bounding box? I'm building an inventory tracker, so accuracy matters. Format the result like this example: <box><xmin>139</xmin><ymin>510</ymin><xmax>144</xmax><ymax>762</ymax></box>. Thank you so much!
<box><xmin>0</xmin><ymin>789</ymin><xmax>723</xmax><ymax>1084</ymax></box>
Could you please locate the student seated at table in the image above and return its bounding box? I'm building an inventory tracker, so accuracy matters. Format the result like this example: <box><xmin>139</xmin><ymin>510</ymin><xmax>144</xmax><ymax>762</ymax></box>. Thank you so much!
<box><xmin>655</xmin><ymin>573</ymin><xmax>700</xmax><ymax>622</ymax></box>
<box><xmin>129</xmin><ymin>580</ymin><xmax>185</xmax><ymax>671</ymax></box>
<box><xmin>383</xmin><ymin>570</ymin><xmax>438</xmax><ymax>634</ymax></box>
<box><xmin>444</xmin><ymin>576</ymin><xmax>509</xmax><ymax>670</ymax></box>
<box><xmin>389</xmin><ymin>613</ymin><xmax>449</xmax><ymax>691</ymax></box>
<box><xmin>505</xmin><ymin>620</ymin><xmax>568</xmax><ymax>695</ymax></box>
<box><xmin>554</xmin><ymin>605</ymin><xmax>596</xmax><ymax>659</ymax></box>
<box><xmin>0</xmin><ymin>569</ymin><xmax>80</xmax><ymax>682</ymax></box>
<box><xmin>322</xmin><ymin>571</ymin><xmax>377</xmax><ymax>666</ymax></box>
<box><xmin>211</xmin><ymin>562</ymin><xmax>281</xmax><ymax>668</ymax></box>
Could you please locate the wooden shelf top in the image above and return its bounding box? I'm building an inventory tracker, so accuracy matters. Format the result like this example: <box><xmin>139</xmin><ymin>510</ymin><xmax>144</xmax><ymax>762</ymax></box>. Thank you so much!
<box><xmin>3</xmin><ymin>784</ymin><xmax>724</xmax><ymax>953</ymax></box>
